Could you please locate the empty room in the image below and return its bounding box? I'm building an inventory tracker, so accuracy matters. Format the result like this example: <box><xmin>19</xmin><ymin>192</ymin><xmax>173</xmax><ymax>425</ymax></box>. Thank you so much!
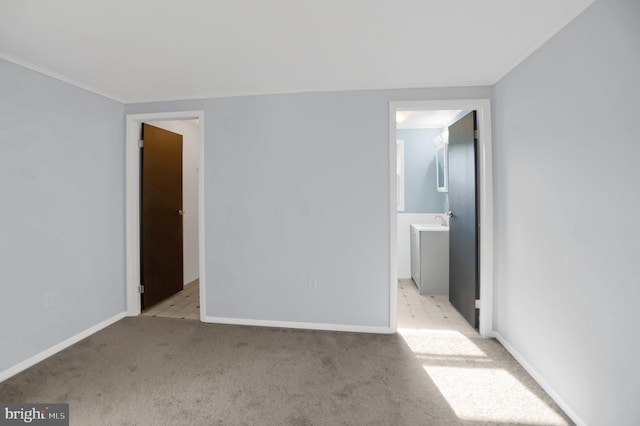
<box><xmin>1</xmin><ymin>0</ymin><xmax>639</xmax><ymax>425</ymax></box>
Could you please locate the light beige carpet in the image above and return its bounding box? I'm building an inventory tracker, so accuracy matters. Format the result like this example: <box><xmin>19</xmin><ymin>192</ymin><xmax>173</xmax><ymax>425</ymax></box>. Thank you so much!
<box><xmin>0</xmin><ymin>317</ymin><xmax>572</xmax><ymax>425</ymax></box>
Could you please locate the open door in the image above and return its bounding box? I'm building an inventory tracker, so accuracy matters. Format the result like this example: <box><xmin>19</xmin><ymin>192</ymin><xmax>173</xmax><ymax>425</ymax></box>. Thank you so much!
<box><xmin>140</xmin><ymin>123</ymin><xmax>184</xmax><ymax>309</ymax></box>
<box><xmin>448</xmin><ymin>111</ymin><xmax>479</xmax><ymax>328</ymax></box>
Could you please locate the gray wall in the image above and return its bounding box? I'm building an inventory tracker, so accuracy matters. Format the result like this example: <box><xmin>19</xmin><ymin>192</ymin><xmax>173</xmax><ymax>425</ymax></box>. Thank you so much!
<box><xmin>397</xmin><ymin>128</ymin><xmax>447</xmax><ymax>213</ymax></box>
<box><xmin>493</xmin><ymin>0</ymin><xmax>640</xmax><ymax>423</ymax></box>
<box><xmin>3</xmin><ymin>0</ymin><xmax>637</xmax><ymax>419</ymax></box>
<box><xmin>126</xmin><ymin>86</ymin><xmax>492</xmax><ymax>328</ymax></box>
<box><xmin>0</xmin><ymin>59</ymin><xmax>126</xmax><ymax>372</ymax></box>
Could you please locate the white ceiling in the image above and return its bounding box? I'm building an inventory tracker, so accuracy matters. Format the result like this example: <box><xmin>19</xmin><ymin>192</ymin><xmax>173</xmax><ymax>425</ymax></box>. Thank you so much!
<box><xmin>0</xmin><ymin>0</ymin><xmax>595</xmax><ymax>103</ymax></box>
<box><xmin>397</xmin><ymin>110</ymin><xmax>464</xmax><ymax>129</ymax></box>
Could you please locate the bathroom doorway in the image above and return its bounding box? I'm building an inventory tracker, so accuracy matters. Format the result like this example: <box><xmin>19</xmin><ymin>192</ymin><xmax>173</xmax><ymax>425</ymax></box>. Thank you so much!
<box><xmin>388</xmin><ymin>100</ymin><xmax>494</xmax><ymax>337</ymax></box>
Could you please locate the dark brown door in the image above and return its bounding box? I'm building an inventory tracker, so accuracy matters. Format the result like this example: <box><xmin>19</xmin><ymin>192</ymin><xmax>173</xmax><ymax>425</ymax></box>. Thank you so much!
<box><xmin>140</xmin><ymin>123</ymin><xmax>184</xmax><ymax>309</ymax></box>
<box><xmin>448</xmin><ymin>111</ymin><xmax>479</xmax><ymax>328</ymax></box>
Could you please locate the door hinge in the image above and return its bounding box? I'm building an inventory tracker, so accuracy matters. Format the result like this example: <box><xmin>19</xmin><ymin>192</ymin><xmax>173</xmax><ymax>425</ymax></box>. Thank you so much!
<box><xmin>138</xmin><ymin>139</ymin><xmax>144</xmax><ymax>148</ymax></box>
<box><xmin>475</xmin><ymin>299</ymin><xmax>480</xmax><ymax>309</ymax></box>
<box><xmin>138</xmin><ymin>285</ymin><xmax>145</xmax><ymax>294</ymax></box>
<box><xmin>474</xmin><ymin>130</ymin><xmax>479</xmax><ymax>140</ymax></box>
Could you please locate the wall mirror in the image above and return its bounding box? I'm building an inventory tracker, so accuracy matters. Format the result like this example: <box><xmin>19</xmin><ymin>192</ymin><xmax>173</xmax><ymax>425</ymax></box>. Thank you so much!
<box><xmin>435</xmin><ymin>143</ymin><xmax>448</xmax><ymax>192</ymax></box>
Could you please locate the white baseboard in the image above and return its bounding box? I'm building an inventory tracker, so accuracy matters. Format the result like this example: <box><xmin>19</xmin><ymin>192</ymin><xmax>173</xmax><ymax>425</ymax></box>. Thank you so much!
<box><xmin>202</xmin><ymin>315</ymin><xmax>393</xmax><ymax>334</ymax></box>
<box><xmin>493</xmin><ymin>332</ymin><xmax>586</xmax><ymax>426</ymax></box>
<box><xmin>0</xmin><ymin>311</ymin><xmax>126</xmax><ymax>383</ymax></box>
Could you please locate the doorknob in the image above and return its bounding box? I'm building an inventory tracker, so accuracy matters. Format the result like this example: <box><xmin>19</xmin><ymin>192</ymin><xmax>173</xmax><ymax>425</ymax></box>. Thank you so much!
<box><xmin>446</xmin><ymin>211</ymin><xmax>454</xmax><ymax>218</ymax></box>
<box><xmin>178</xmin><ymin>210</ymin><xmax>184</xmax><ymax>216</ymax></box>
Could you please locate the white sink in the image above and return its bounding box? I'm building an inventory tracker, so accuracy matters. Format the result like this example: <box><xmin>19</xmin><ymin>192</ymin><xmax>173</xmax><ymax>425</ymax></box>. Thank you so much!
<box><xmin>411</xmin><ymin>223</ymin><xmax>449</xmax><ymax>231</ymax></box>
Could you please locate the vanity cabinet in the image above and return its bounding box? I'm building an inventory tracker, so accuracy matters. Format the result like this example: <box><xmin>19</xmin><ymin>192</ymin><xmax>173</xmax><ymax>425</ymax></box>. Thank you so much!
<box><xmin>410</xmin><ymin>224</ymin><xmax>449</xmax><ymax>295</ymax></box>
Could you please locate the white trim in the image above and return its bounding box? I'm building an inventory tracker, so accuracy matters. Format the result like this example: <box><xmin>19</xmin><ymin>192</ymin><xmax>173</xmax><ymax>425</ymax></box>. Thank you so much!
<box><xmin>389</xmin><ymin>99</ymin><xmax>494</xmax><ymax>338</ymax></box>
<box><xmin>203</xmin><ymin>316</ymin><xmax>393</xmax><ymax>335</ymax></box>
<box><xmin>435</xmin><ymin>142</ymin><xmax>449</xmax><ymax>192</ymax></box>
<box><xmin>0</xmin><ymin>312</ymin><xmax>126</xmax><ymax>382</ymax></box>
<box><xmin>0</xmin><ymin>53</ymin><xmax>495</xmax><ymax>104</ymax></box>
<box><xmin>395</xmin><ymin>140</ymin><xmax>405</xmax><ymax>212</ymax></box>
<box><xmin>197</xmin><ymin>115</ymin><xmax>207</xmax><ymax>322</ymax></box>
<box><xmin>490</xmin><ymin>1</ymin><xmax>596</xmax><ymax>87</ymax></box>
<box><xmin>0</xmin><ymin>53</ymin><xmax>127</xmax><ymax>103</ymax></box>
<box><xmin>118</xmin><ymin>81</ymin><xmax>496</xmax><ymax>104</ymax></box>
<box><xmin>125</xmin><ymin>111</ymin><xmax>206</xmax><ymax>319</ymax></box>
<box><xmin>389</xmin><ymin>116</ymin><xmax>399</xmax><ymax>333</ymax></box>
<box><xmin>494</xmin><ymin>332</ymin><xmax>586</xmax><ymax>426</ymax></box>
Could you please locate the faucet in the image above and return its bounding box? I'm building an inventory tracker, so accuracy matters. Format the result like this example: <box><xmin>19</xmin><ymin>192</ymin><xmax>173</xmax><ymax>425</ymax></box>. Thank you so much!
<box><xmin>434</xmin><ymin>215</ymin><xmax>447</xmax><ymax>226</ymax></box>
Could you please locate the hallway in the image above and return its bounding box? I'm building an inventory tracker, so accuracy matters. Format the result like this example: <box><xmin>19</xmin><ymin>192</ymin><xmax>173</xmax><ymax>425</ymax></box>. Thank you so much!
<box><xmin>141</xmin><ymin>279</ymin><xmax>199</xmax><ymax>320</ymax></box>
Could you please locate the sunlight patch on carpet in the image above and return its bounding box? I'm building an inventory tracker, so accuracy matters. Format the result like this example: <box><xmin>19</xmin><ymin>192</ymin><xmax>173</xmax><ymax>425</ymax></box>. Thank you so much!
<box><xmin>398</xmin><ymin>327</ymin><xmax>569</xmax><ymax>425</ymax></box>
<box><xmin>423</xmin><ymin>366</ymin><xmax>569</xmax><ymax>425</ymax></box>
<box><xmin>398</xmin><ymin>328</ymin><xmax>487</xmax><ymax>358</ymax></box>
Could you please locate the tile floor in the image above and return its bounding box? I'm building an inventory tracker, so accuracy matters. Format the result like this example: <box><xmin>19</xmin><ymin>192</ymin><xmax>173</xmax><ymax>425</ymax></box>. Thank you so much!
<box><xmin>141</xmin><ymin>279</ymin><xmax>200</xmax><ymax>320</ymax></box>
<box><xmin>396</xmin><ymin>277</ymin><xmax>476</xmax><ymax>334</ymax></box>
<box><xmin>141</xmin><ymin>278</ymin><xmax>467</xmax><ymax>327</ymax></box>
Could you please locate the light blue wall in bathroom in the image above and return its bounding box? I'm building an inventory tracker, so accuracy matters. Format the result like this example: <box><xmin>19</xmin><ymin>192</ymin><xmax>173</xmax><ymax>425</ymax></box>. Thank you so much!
<box><xmin>397</xmin><ymin>128</ymin><xmax>447</xmax><ymax>213</ymax></box>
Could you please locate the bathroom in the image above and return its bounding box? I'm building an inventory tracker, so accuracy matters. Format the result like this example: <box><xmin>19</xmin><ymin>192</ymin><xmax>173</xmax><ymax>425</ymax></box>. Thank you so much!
<box><xmin>396</xmin><ymin>110</ymin><xmax>467</xmax><ymax>294</ymax></box>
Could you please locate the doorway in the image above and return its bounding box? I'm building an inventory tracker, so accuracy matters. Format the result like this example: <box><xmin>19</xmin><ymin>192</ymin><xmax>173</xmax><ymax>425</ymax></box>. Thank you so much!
<box><xmin>140</xmin><ymin>122</ymin><xmax>184</xmax><ymax>309</ymax></box>
<box><xmin>140</xmin><ymin>120</ymin><xmax>201</xmax><ymax>319</ymax></box>
<box><xmin>388</xmin><ymin>100</ymin><xmax>494</xmax><ymax>337</ymax></box>
<box><xmin>125</xmin><ymin>111</ymin><xmax>205</xmax><ymax>320</ymax></box>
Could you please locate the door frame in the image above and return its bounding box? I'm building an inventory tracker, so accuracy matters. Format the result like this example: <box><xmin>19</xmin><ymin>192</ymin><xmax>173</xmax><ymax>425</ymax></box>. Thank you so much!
<box><xmin>125</xmin><ymin>111</ymin><xmax>205</xmax><ymax>318</ymax></box>
<box><xmin>389</xmin><ymin>99</ymin><xmax>494</xmax><ymax>337</ymax></box>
